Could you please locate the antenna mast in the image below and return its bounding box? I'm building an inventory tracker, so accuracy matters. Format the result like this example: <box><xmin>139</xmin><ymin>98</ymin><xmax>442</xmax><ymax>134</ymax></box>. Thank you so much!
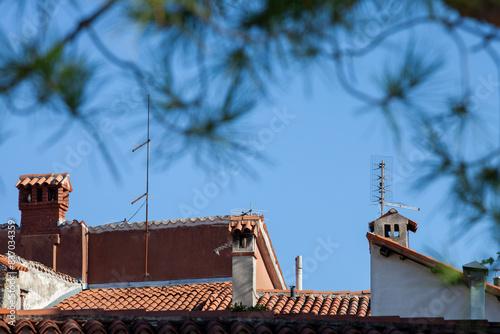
<box><xmin>371</xmin><ymin>155</ymin><xmax>420</xmax><ymax>216</ymax></box>
<box><xmin>132</xmin><ymin>94</ymin><xmax>151</xmax><ymax>279</ymax></box>
<box><xmin>371</xmin><ymin>156</ymin><xmax>392</xmax><ymax>216</ymax></box>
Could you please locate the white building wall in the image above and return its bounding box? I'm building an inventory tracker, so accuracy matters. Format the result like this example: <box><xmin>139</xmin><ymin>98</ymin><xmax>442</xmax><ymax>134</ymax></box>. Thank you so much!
<box><xmin>371</xmin><ymin>243</ymin><xmax>500</xmax><ymax>321</ymax></box>
<box><xmin>18</xmin><ymin>262</ymin><xmax>81</xmax><ymax>310</ymax></box>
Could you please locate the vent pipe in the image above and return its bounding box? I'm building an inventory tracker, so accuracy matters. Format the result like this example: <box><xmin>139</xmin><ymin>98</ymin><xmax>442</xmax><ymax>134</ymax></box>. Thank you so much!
<box><xmin>290</xmin><ymin>285</ymin><xmax>296</xmax><ymax>298</ymax></box>
<box><xmin>463</xmin><ymin>261</ymin><xmax>488</xmax><ymax>319</ymax></box>
<box><xmin>295</xmin><ymin>256</ymin><xmax>302</xmax><ymax>291</ymax></box>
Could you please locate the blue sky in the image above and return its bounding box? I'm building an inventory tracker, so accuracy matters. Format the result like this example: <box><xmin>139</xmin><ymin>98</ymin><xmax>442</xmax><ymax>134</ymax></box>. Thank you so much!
<box><xmin>0</xmin><ymin>2</ymin><xmax>499</xmax><ymax>292</ymax></box>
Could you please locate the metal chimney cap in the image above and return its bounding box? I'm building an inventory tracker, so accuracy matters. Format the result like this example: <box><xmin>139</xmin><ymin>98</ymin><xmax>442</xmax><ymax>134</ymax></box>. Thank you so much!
<box><xmin>463</xmin><ymin>261</ymin><xmax>489</xmax><ymax>273</ymax></box>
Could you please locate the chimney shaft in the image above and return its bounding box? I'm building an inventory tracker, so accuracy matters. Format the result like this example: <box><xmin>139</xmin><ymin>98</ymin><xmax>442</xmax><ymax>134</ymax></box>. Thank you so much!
<box><xmin>463</xmin><ymin>261</ymin><xmax>488</xmax><ymax>320</ymax></box>
<box><xmin>295</xmin><ymin>256</ymin><xmax>303</xmax><ymax>291</ymax></box>
<box><xmin>229</xmin><ymin>216</ymin><xmax>259</xmax><ymax>307</ymax></box>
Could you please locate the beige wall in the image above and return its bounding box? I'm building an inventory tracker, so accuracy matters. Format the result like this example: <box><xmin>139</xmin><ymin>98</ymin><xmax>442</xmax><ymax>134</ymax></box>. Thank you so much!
<box><xmin>256</xmin><ymin>244</ymin><xmax>274</xmax><ymax>290</ymax></box>
<box><xmin>371</xmin><ymin>243</ymin><xmax>500</xmax><ymax>321</ymax></box>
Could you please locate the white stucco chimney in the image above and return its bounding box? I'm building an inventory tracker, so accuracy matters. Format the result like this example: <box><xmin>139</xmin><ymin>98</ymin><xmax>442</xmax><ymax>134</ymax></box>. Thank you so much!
<box><xmin>229</xmin><ymin>216</ymin><xmax>259</xmax><ymax>307</ymax></box>
<box><xmin>463</xmin><ymin>261</ymin><xmax>489</xmax><ymax>319</ymax></box>
<box><xmin>295</xmin><ymin>256</ymin><xmax>303</xmax><ymax>290</ymax></box>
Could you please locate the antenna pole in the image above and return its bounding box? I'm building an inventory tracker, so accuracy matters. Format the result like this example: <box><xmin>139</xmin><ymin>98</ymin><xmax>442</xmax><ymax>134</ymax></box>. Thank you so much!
<box><xmin>131</xmin><ymin>94</ymin><xmax>152</xmax><ymax>280</ymax></box>
<box><xmin>380</xmin><ymin>160</ymin><xmax>385</xmax><ymax>215</ymax></box>
<box><xmin>145</xmin><ymin>94</ymin><xmax>150</xmax><ymax>279</ymax></box>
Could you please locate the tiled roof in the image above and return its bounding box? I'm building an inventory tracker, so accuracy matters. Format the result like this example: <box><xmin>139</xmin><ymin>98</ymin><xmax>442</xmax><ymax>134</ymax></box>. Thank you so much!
<box><xmin>366</xmin><ymin>232</ymin><xmax>500</xmax><ymax>297</ymax></box>
<box><xmin>56</xmin><ymin>282</ymin><xmax>233</xmax><ymax>311</ymax></box>
<box><xmin>0</xmin><ymin>254</ymin><xmax>28</xmax><ymax>272</ymax></box>
<box><xmin>257</xmin><ymin>291</ymin><xmax>370</xmax><ymax>316</ymax></box>
<box><xmin>55</xmin><ymin>282</ymin><xmax>371</xmax><ymax>316</ymax></box>
<box><xmin>2</xmin><ymin>312</ymin><xmax>498</xmax><ymax>334</ymax></box>
<box><xmin>368</xmin><ymin>209</ymin><xmax>418</xmax><ymax>232</ymax></box>
<box><xmin>15</xmin><ymin>173</ymin><xmax>72</xmax><ymax>191</ymax></box>
<box><xmin>89</xmin><ymin>215</ymin><xmax>230</xmax><ymax>233</ymax></box>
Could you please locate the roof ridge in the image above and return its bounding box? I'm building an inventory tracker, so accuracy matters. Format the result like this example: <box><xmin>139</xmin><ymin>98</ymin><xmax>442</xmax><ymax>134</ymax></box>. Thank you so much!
<box><xmin>58</xmin><ymin>220</ymin><xmax>85</xmax><ymax>228</ymax></box>
<box><xmin>89</xmin><ymin>215</ymin><xmax>231</xmax><ymax>232</ymax></box>
<box><xmin>12</xmin><ymin>254</ymin><xmax>79</xmax><ymax>283</ymax></box>
<box><xmin>0</xmin><ymin>222</ymin><xmax>19</xmax><ymax>229</ymax></box>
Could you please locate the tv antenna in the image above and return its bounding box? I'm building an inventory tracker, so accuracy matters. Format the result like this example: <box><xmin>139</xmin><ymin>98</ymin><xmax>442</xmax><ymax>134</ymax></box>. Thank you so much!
<box><xmin>131</xmin><ymin>94</ymin><xmax>151</xmax><ymax>279</ymax></box>
<box><xmin>230</xmin><ymin>202</ymin><xmax>268</xmax><ymax>216</ymax></box>
<box><xmin>371</xmin><ymin>155</ymin><xmax>420</xmax><ymax>216</ymax></box>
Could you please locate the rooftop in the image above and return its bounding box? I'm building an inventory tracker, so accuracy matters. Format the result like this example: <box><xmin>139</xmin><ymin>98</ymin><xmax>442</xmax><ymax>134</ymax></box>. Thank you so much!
<box><xmin>2</xmin><ymin>312</ymin><xmax>497</xmax><ymax>334</ymax></box>
<box><xmin>55</xmin><ymin>282</ymin><xmax>371</xmax><ymax>316</ymax></box>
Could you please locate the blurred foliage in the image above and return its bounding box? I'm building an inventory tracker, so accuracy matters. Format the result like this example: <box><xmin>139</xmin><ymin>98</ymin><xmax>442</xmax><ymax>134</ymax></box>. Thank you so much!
<box><xmin>431</xmin><ymin>264</ymin><xmax>465</xmax><ymax>286</ymax></box>
<box><xmin>227</xmin><ymin>302</ymin><xmax>268</xmax><ymax>312</ymax></box>
<box><xmin>1</xmin><ymin>1</ymin><xmax>500</xmax><ymax>253</ymax></box>
<box><xmin>482</xmin><ymin>252</ymin><xmax>500</xmax><ymax>266</ymax></box>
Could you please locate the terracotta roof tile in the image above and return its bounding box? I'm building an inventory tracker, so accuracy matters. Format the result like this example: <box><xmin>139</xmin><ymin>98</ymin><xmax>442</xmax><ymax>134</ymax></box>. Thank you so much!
<box><xmin>317</xmin><ymin>325</ymin><xmax>337</xmax><ymax>334</ymax></box>
<box><xmin>132</xmin><ymin>320</ymin><xmax>153</xmax><ymax>334</ymax></box>
<box><xmin>179</xmin><ymin>321</ymin><xmax>200</xmax><ymax>334</ymax></box>
<box><xmin>0</xmin><ymin>254</ymin><xmax>29</xmax><ymax>272</ymax></box>
<box><xmin>16</xmin><ymin>173</ymin><xmax>72</xmax><ymax>191</ymax></box>
<box><xmin>291</xmin><ymin>296</ymin><xmax>306</xmax><ymax>314</ymax></box>
<box><xmin>156</xmin><ymin>321</ymin><xmax>176</xmax><ymax>334</ymax></box>
<box><xmin>253</xmin><ymin>323</ymin><xmax>272</xmax><ymax>334</ymax></box>
<box><xmin>228</xmin><ymin>215</ymin><xmax>262</xmax><ymax>234</ymax></box>
<box><xmin>229</xmin><ymin>322</ymin><xmax>250</xmax><ymax>334</ymax></box>
<box><xmin>206</xmin><ymin>321</ymin><xmax>226</xmax><ymax>334</ymax></box>
<box><xmin>0</xmin><ymin>320</ymin><xmax>11</xmax><ymax>334</ymax></box>
<box><xmin>37</xmin><ymin>320</ymin><xmax>61</xmax><ymax>334</ymax></box>
<box><xmin>14</xmin><ymin>320</ymin><xmax>36</xmax><ymax>334</ymax></box>
<box><xmin>107</xmin><ymin>321</ymin><xmax>128</xmax><ymax>334</ymax></box>
<box><xmin>83</xmin><ymin>320</ymin><xmax>105</xmax><ymax>334</ymax></box>
<box><xmin>310</xmin><ymin>295</ymin><xmax>323</xmax><ymax>315</ymax></box>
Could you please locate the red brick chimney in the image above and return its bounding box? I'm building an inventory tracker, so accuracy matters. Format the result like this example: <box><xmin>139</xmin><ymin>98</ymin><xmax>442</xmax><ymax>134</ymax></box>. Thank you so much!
<box><xmin>16</xmin><ymin>173</ymin><xmax>72</xmax><ymax>235</ymax></box>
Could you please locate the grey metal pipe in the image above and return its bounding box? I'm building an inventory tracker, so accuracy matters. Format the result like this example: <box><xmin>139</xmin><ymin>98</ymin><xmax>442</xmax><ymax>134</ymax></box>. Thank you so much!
<box><xmin>295</xmin><ymin>256</ymin><xmax>302</xmax><ymax>291</ymax></box>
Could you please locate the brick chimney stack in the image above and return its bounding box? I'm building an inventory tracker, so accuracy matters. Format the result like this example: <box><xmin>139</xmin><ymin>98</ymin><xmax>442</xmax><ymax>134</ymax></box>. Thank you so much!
<box><xmin>16</xmin><ymin>173</ymin><xmax>72</xmax><ymax>235</ymax></box>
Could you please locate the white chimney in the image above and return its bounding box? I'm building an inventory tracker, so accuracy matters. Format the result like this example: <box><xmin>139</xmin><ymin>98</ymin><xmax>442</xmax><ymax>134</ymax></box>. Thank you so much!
<box><xmin>230</xmin><ymin>216</ymin><xmax>258</xmax><ymax>307</ymax></box>
<box><xmin>295</xmin><ymin>256</ymin><xmax>303</xmax><ymax>291</ymax></box>
<box><xmin>463</xmin><ymin>261</ymin><xmax>489</xmax><ymax>319</ymax></box>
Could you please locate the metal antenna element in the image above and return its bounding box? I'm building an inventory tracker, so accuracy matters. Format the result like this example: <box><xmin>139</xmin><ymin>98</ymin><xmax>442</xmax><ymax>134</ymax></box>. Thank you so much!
<box><xmin>131</xmin><ymin>94</ymin><xmax>151</xmax><ymax>279</ymax></box>
<box><xmin>371</xmin><ymin>156</ymin><xmax>393</xmax><ymax>216</ymax></box>
<box><xmin>371</xmin><ymin>155</ymin><xmax>420</xmax><ymax>215</ymax></box>
<box><xmin>212</xmin><ymin>241</ymin><xmax>232</xmax><ymax>255</ymax></box>
<box><xmin>230</xmin><ymin>202</ymin><xmax>269</xmax><ymax>217</ymax></box>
